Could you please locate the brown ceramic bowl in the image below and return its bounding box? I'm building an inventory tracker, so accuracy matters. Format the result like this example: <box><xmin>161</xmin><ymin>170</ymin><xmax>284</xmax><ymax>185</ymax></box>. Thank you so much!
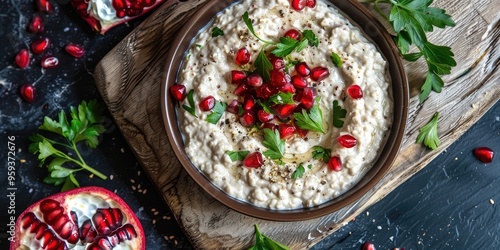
<box><xmin>161</xmin><ymin>0</ymin><xmax>408</xmax><ymax>221</ymax></box>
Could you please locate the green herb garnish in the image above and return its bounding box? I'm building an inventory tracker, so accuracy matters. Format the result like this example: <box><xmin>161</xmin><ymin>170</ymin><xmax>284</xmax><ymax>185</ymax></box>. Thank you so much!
<box><xmin>416</xmin><ymin>112</ymin><xmax>440</xmax><ymax>150</ymax></box>
<box><xmin>182</xmin><ymin>89</ymin><xmax>198</xmax><ymax>117</ymax></box>
<box><xmin>291</xmin><ymin>164</ymin><xmax>306</xmax><ymax>179</ymax></box>
<box><xmin>332</xmin><ymin>100</ymin><xmax>347</xmax><ymax>128</ymax></box>
<box><xmin>293</xmin><ymin>98</ymin><xmax>325</xmax><ymax>133</ymax></box>
<box><xmin>226</xmin><ymin>150</ymin><xmax>250</xmax><ymax>161</ymax></box>
<box><xmin>302</xmin><ymin>30</ymin><xmax>319</xmax><ymax>47</ymax></box>
<box><xmin>248</xmin><ymin>224</ymin><xmax>289</xmax><ymax>250</ymax></box>
<box><xmin>262</xmin><ymin>128</ymin><xmax>285</xmax><ymax>161</ymax></box>
<box><xmin>254</xmin><ymin>49</ymin><xmax>273</xmax><ymax>82</ymax></box>
<box><xmin>28</xmin><ymin>100</ymin><xmax>107</xmax><ymax>191</ymax></box>
<box><xmin>206</xmin><ymin>101</ymin><xmax>226</xmax><ymax>124</ymax></box>
<box><xmin>330</xmin><ymin>52</ymin><xmax>343</xmax><ymax>67</ymax></box>
<box><xmin>312</xmin><ymin>146</ymin><xmax>331</xmax><ymax>163</ymax></box>
<box><xmin>211</xmin><ymin>27</ymin><xmax>224</xmax><ymax>37</ymax></box>
<box><xmin>269</xmin><ymin>92</ymin><xmax>295</xmax><ymax>105</ymax></box>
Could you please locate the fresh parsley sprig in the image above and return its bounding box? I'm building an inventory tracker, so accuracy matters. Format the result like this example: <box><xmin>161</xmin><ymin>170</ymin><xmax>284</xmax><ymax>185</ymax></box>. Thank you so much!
<box><xmin>269</xmin><ymin>92</ymin><xmax>295</xmax><ymax>105</ymax></box>
<box><xmin>28</xmin><ymin>100</ymin><xmax>108</xmax><ymax>191</ymax></box>
<box><xmin>248</xmin><ymin>224</ymin><xmax>289</xmax><ymax>250</ymax></box>
<box><xmin>291</xmin><ymin>164</ymin><xmax>312</xmax><ymax>179</ymax></box>
<box><xmin>293</xmin><ymin>98</ymin><xmax>325</xmax><ymax>133</ymax></box>
<box><xmin>362</xmin><ymin>0</ymin><xmax>456</xmax><ymax>102</ymax></box>
<box><xmin>332</xmin><ymin>100</ymin><xmax>347</xmax><ymax>128</ymax></box>
<box><xmin>182</xmin><ymin>89</ymin><xmax>198</xmax><ymax>117</ymax></box>
<box><xmin>416</xmin><ymin>112</ymin><xmax>440</xmax><ymax>150</ymax></box>
<box><xmin>262</xmin><ymin>128</ymin><xmax>285</xmax><ymax>161</ymax></box>
<box><xmin>226</xmin><ymin>150</ymin><xmax>250</xmax><ymax>161</ymax></box>
<box><xmin>206</xmin><ymin>101</ymin><xmax>227</xmax><ymax>124</ymax></box>
<box><xmin>312</xmin><ymin>146</ymin><xmax>331</xmax><ymax>163</ymax></box>
<box><xmin>212</xmin><ymin>27</ymin><xmax>224</xmax><ymax>37</ymax></box>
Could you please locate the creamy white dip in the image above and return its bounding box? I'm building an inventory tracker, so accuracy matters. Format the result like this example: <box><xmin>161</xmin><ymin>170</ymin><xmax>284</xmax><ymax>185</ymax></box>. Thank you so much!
<box><xmin>177</xmin><ymin>0</ymin><xmax>393</xmax><ymax>209</ymax></box>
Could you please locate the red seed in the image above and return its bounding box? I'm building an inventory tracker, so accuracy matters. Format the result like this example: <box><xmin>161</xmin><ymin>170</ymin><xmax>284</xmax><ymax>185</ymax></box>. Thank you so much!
<box><xmin>169</xmin><ymin>85</ymin><xmax>186</xmax><ymax>101</ymax></box>
<box><xmin>41</xmin><ymin>56</ymin><xmax>59</xmax><ymax>69</ymax></box>
<box><xmin>284</xmin><ymin>29</ymin><xmax>301</xmax><ymax>40</ymax></box>
<box><xmin>261</xmin><ymin>123</ymin><xmax>278</xmax><ymax>131</ymax></box>
<box><xmin>278</xmin><ymin>83</ymin><xmax>296</xmax><ymax>94</ymax></box>
<box><xmin>268</xmin><ymin>54</ymin><xmax>285</xmax><ymax>70</ymax></box>
<box><xmin>257</xmin><ymin>109</ymin><xmax>274</xmax><ymax>123</ymax></box>
<box><xmin>15</xmin><ymin>49</ymin><xmax>30</xmax><ymax>69</ymax></box>
<box><xmin>278</xmin><ymin>123</ymin><xmax>296</xmax><ymax>139</ymax></box>
<box><xmin>231</xmin><ymin>70</ymin><xmax>246</xmax><ymax>84</ymax></box>
<box><xmin>291</xmin><ymin>0</ymin><xmax>306</xmax><ymax>11</ymax></box>
<box><xmin>243</xmin><ymin>152</ymin><xmax>263</xmax><ymax>168</ymax></box>
<box><xmin>227</xmin><ymin>99</ymin><xmax>241</xmax><ymax>114</ymax></box>
<box><xmin>28</xmin><ymin>15</ymin><xmax>44</xmax><ymax>33</ymax></box>
<box><xmin>270</xmin><ymin>70</ymin><xmax>288</xmax><ymax>87</ymax></box>
<box><xmin>31</xmin><ymin>37</ymin><xmax>50</xmax><ymax>55</ymax></box>
<box><xmin>295</xmin><ymin>62</ymin><xmax>310</xmax><ymax>77</ymax></box>
<box><xmin>473</xmin><ymin>147</ymin><xmax>494</xmax><ymax>163</ymax></box>
<box><xmin>235</xmin><ymin>48</ymin><xmax>251</xmax><ymax>65</ymax></box>
<box><xmin>295</xmin><ymin>125</ymin><xmax>309</xmax><ymax>138</ymax></box>
<box><xmin>20</xmin><ymin>84</ymin><xmax>36</xmax><ymax>103</ymax></box>
<box><xmin>296</xmin><ymin>87</ymin><xmax>315</xmax><ymax>109</ymax></box>
<box><xmin>234</xmin><ymin>83</ymin><xmax>250</xmax><ymax>96</ymax></box>
<box><xmin>199</xmin><ymin>96</ymin><xmax>215</xmax><ymax>111</ymax></box>
<box><xmin>328</xmin><ymin>156</ymin><xmax>342</xmax><ymax>172</ymax></box>
<box><xmin>255</xmin><ymin>85</ymin><xmax>275</xmax><ymax>99</ymax></box>
<box><xmin>274</xmin><ymin>104</ymin><xmax>297</xmax><ymax>119</ymax></box>
<box><xmin>306</xmin><ymin>0</ymin><xmax>316</xmax><ymax>8</ymax></box>
<box><xmin>291</xmin><ymin>74</ymin><xmax>307</xmax><ymax>89</ymax></box>
<box><xmin>246</xmin><ymin>73</ymin><xmax>263</xmax><ymax>87</ymax></box>
<box><xmin>362</xmin><ymin>242</ymin><xmax>376</xmax><ymax>250</ymax></box>
<box><xmin>239</xmin><ymin>111</ymin><xmax>256</xmax><ymax>127</ymax></box>
<box><xmin>65</xmin><ymin>44</ymin><xmax>85</xmax><ymax>58</ymax></box>
<box><xmin>347</xmin><ymin>84</ymin><xmax>363</xmax><ymax>99</ymax></box>
<box><xmin>243</xmin><ymin>95</ymin><xmax>256</xmax><ymax>111</ymax></box>
<box><xmin>36</xmin><ymin>0</ymin><xmax>54</xmax><ymax>13</ymax></box>
<box><xmin>338</xmin><ymin>134</ymin><xmax>357</xmax><ymax>148</ymax></box>
<box><xmin>310</xmin><ymin>66</ymin><xmax>330</xmax><ymax>81</ymax></box>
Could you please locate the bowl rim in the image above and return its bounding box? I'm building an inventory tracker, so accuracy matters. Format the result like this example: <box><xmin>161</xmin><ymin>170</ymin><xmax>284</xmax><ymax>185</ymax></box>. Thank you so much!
<box><xmin>160</xmin><ymin>0</ymin><xmax>409</xmax><ymax>221</ymax></box>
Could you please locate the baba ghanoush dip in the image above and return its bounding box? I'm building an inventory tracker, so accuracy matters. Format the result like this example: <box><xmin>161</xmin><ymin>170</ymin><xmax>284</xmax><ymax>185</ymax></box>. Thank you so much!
<box><xmin>171</xmin><ymin>0</ymin><xmax>393</xmax><ymax>209</ymax></box>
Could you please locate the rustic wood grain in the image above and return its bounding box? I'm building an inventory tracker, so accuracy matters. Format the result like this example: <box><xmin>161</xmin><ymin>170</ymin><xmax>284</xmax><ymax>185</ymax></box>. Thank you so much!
<box><xmin>93</xmin><ymin>0</ymin><xmax>500</xmax><ymax>249</ymax></box>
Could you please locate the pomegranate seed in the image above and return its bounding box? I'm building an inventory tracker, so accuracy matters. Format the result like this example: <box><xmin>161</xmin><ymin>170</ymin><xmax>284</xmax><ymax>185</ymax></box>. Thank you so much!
<box><xmin>231</xmin><ymin>70</ymin><xmax>246</xmax><ymax>84</ymax></box>
<box><xmin>362</xmin><ymin>242</ymin><xmax>376</xmax><ymax>250</ymax></box>
<box><xmin>295</xmin><ymin>62</ymin><xmax>311</xmax><ymax>77</ymax></box>
<box><xmin>235</xmin><ymin>47</ymin><xmax>251</xmax><ymax>65</ymax></box>
<box><xmin>291</xmin><ymin>74</ymin><xmax>307</xmax><ymax>88</ymax></box>
<box><xmin>169</xmin><ymin>84</ymin><xmax>186</xmax><ymax>101</ymax></box>
<box><xmin>261</xmin><ymin>122</ymin><xmax>278</xmax><ymax>131</ymax></box>
<box><xmin>15</xmin><ymin>49</ymin><xmax>30</xmax><ymax>69</ymax></box>
<box><xmin>291</xmin><ymin>0</ymin><xmax>306</xmax><ymax>11</ymax></box>
<box><xmin>310</xmin><ymin>66</ymin><xmax>330</xmax><ymax>81</ymax></box>
<box><xmin>234</xmin><ymin>83</ymin><xmax>250</xmax><ymax>96</ymax></box>
<box><xmin>279</xmin><ymin>83</ymin><xmax>296</xmax><ymax>94</ymax></box>
<box><xmin>297</xmin><ymin>87</ymin><xmax>315</xmax><ymax>109</ymax></box>
<box><xmin>269</xmin><ymin>54</ymin><xmax>285</xmax><ymax>70</ymax></box>
<box><xmin>255</xmin><ymin>85</ymin><xmax>274</xmax><ymax>99</ymax></box>
<box><xmin>243</xmin><ymin>95</ymin><xmax>256</xmax><ymax>111</ymax></box>
<box><xmin>28</xmin><ymin>15</ymin><xmax>44</xmax><ymax>33</ymax></box>
<box><xmin>199</xmin><ymin>96</ymin><xmax>215</xmax><ymax>111</ymax></box>
<box><xmin>284</xmin><ymin>29</ymin><xmax>301</xmax><ymax>40</ymax></box>
<box><xmin>257</xmin><ymin>109</ymin><xmax>274</xmax><ymax>122</ymax></box>
<box><xmin>274</xmin><ymin>104</ymin><xmax>297</xmax><ymax>119</ymax></box>
<box><xmin>65</xmin><ymin>43</ymin><xmax>85</xmax><ymax>58</ymax></box>
<box><xmin>328</xmin><ymin>156</ymin><xmax>342</xmax><ymax>171</ymax></box>
<box><xmin>20</xmin><ymin>84</ymin><xmax>35</xmax><ymax>103</ymax></box>
<box><xmin>243</xmin><ymin>152</ymin><xmax>263</xmax><ymax>168</ymax></box>
<box><xmin>240</xmin><ymin>111</ymin><xmax>256</xmax><ymax>127</ymax></box>
<box><xmin>227</xmin><ymin>99</ymin><xmax>241</xmax><ymax>114</ymax></box>
<box><xmin>36</xmin><ymin>0</ymin><xmax>54</xmax><ymax>13</ymax></box>
<box><xmin>41</xmin><ymin>56</ymin><xmax>59</xmax><ymax>69</ymax></box>
<box><xmin>306</xmin><ymin>0</ymin><xmax>316</xmax><ymax>8</ymax></box>
<box><xmin>278</xmin><ymin>124</ymin><xmax>296</xmax><ymax>139</ymax></box>
<box><xmin>473</xmin><ymin>147</ymin><xmax>494</xmax><ymax>163</ymax></box>
<box><xmin>347</xmin><ymin>84</ymin><xmax>363</xmax><ymax>99</ymax></box>
<box><xmin>246</xmin><ymin>73</ymin><xmax>263</xmax><ymax>87</ymax></box>
<box><xmin>31</xmin><ymin>37</ymin><xmax>50</xmax><ymax>55</ymax></box>
<box><xmin>295</xmin><ymin>125</ymin><xmax>309</xmax><ymax>138</ymax></box>
<box><xmin>338</xmin><ymin>134</ymin><xmax>357</xmax><ymax>148</ymax></box>
<box><xmin>270</xmin><ymin>70</ymin><xmax>288</xmax><ymax>87</ymax></box>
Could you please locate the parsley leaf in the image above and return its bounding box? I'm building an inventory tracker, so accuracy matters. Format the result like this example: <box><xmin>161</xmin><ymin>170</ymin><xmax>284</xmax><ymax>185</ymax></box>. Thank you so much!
<box><xmin>291</xmin><ymin>164</ymin><xmax>306</xmax><ymax>179</ymax></box>
<box><xmin>242</xmin><ymin>12</ymin><xmax>275</xmax><ymax>45</ymax></box>
<box><xmin>293</xmin><ymin>98</ymin><xmax>325</xmax><ymax>133</ymax></box>
<box><xmin>248</xmin><ymin>224</ymin><xmax>289</xmax><ymax>250</ymax></box>
<box><xmin>206</xmin><ymin>101</ymin><xmax>227</xmax><ymax>124</ymax></box>
<box><xmin>225</xmin><ymin>150</ymin><xmax>250</xmax><ymax>161</ymax></box>
<box><xmin>254</xmin><ymin>50</ymin><xmax>273</xmax><ymax>83</ymax></box>
<box><xmin>330</xmin><ymin>52</ymin><xmax>343</xmax><ymax>67</ymax></box>
<box><xmin>262</xmin><ymin>128</ymin><xmax>285</xmax><ymax>160</ymax></box>
<box><xmin>182</xmin><ymin>89</ymin><xmax>198</xmax><ymax>117</ymax></box>
<box><xmin>312</xmin><ymin>146</ymin><xmax>331</xmax><ymax>163</ymax></box>
<box><xmin>29</xmin><ymin>100</ymin><xmax>108</xmax><ymax>191</ymax></box>
<box><xmin>332</xmin><ymin>100</ymin><xmax>347</xmax><ymax>128</ymax></box>
<box><xmin>273</xmin><ymin>37</ymin><xmax>300</xmax><ymax>57</ymax></box>
<box><xmin>269</xmin><ymin>92</ymin><xmax>295</xmax><ymax>105</ymax></box>
<box><xmin>256</xmin><ymin>100</ymin><xmax>273</xmax><ymax>114</ymax></box>
<box><xmin>416</xmin><ymin>112</ymin><xmax>440</xmax><ymax>150</ymax></box>
<box><xmin>302</xmin><ymin>30</ymin><xmax>318</xmax><ymax>47</ymax></box>
<box><xmin>211</xmin><ymin>27</ymin><xmax>224</xmax><ymax>37</ymax></box>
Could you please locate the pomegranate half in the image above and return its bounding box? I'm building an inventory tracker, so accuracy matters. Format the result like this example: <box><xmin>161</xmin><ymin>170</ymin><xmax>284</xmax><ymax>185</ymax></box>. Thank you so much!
<box><xmin>10</xmin><ymin>186</ymin><xmax>145</xmax><ymax>250</ymax></box>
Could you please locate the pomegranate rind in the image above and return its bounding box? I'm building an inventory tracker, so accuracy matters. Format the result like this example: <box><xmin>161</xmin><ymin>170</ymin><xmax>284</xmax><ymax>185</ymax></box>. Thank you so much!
<box><xmin>10</xmin><ymin>186</ymin><xmax>146</xmax><ymax>250</ymax></box>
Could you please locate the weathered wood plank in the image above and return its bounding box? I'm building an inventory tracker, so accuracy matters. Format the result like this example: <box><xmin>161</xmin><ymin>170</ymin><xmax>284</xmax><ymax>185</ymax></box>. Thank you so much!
<box><xmin>93</xmin><ymin>0</ymin><xmax>500</xmax><ymax>249</ymax></box>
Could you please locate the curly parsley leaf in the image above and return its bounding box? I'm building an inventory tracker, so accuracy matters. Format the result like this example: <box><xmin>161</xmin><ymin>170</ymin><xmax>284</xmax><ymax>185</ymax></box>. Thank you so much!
<box><xmin>302</xmin><ymin>30</ymin><xmax>318</xmax><ymax>47</ymax></box>
<box><xmin>312</xmin><ymin>146</ymin><xmax>331</xmax><ymax>163</ymax></box>
<box><xmin>291</xmin><ymin>164</ymin><xmax>306</xmax><ymax>179</ymax></box>
<box><xmin>330</xmin><ymin>52</ymin><xmax>343</xmax><ymax>67</ymax></box>
<box><xmin>262</xmin><ymin>128</ymin><xmax>285</xmax><ymax>160</ymax></box>
<box><xmin>29</xmin><ymin>100</ymin><xmax>108</xmax><ymax>191</ymax></box>
<box><xmin>226</xmin><ymin>150</ymin><xmax>250</xmax><ymax>162</ymax></box>
<box><xmin>332</xmin><ymin>100</ymin><xmax>347</xmax><ymax>128</ymax></box>
<box><xmin>293</xmin><ymin>98</ymin><xmax>325</xmax><ymax>133</ymax></box>
<box><xmin>248</xmin><ymin>224</ymin><xmax>289</xmax><ymax>250</ymax></box>
<box><xmin>206</xmin><ymin>101</ymin><xmax>227</xmax><ymax>124</ymax></box>
<box><xmin>254</xmin><ymin>50</ymin><xmax>273</xmax><ymax>83</ymax></box>
<box><xmin>269</xmin><ymin>92</ymin><xmax>295</xmax><ymax>105</ymax></box>
<box><xmin>182</xmin><ymin>89</ymin><xmax>198</xmax><ymax>118</ymax></box>
<box><xmin>416</xmin><ymin>112</ymin><xmax>440</xmax><ymax>150</ymax></box>
<box><xmin>211</xmin><ymin>27</ymin><xmax>224</xmax><ymax>37</ymax></box>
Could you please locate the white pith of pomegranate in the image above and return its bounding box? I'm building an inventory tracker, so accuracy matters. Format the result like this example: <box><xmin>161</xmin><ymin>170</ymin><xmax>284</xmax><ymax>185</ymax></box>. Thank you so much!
<box><xmin>70</xmin><ymin>0</ymin><xmax>165</xmax><ymax>34</ymax></box>
<box><xmin>10</xmin><ymin>186</ymin><xmax>145</xmax><ymax>250</ymax></box>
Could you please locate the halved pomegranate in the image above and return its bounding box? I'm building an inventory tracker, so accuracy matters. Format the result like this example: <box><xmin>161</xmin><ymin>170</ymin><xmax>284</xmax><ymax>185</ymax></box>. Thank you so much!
<box><xmin>70</xmin><ymin>0</ymin><xmax>165</xmax><ymax>34</ymax></box>
<box><xmin>10</xmin><ymin>186</ymin><xmax>145</xmax><ymax>250</ymax></box>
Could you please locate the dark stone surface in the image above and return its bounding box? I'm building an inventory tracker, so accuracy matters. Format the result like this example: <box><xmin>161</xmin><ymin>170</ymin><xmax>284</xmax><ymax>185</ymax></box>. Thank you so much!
<box><xmin>0</xmin><ymin>1</ymin><xmax>498</xmax><ymax>249</ymax></box>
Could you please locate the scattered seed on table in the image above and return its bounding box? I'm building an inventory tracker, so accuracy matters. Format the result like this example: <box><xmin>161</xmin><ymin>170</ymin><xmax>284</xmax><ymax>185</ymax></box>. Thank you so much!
<box><xmin>20</xmin><ymin>159</ymin><xmax>26</xmax><ymax>163</ymax></box>
<box><xmin>151</xmin><ymin>208</ymin><xmax>157</xmax><ymax>212</ymax></box>
<box><xmin>152</xmin><ymin>219</ymin><xmax>156</xmax><ymax>224</ymax></box>
<box><xmin>142</xmin><ymin>189</ymin><xmax>147</xmax><ymax>194</ymax></box>
<box><xmin>169</xmin><ymin>236</ymin><xmax>175</xmax><ymax>240</ymax></box>
<box><xmin>130</xmin><ymin>179</ymin><xmax>136</xmax><ymax>183</ymax></box>
<box><xmin>490</xmin><ymin>199</ymin><xmax>495</xmax><ymax>204</ymax></box>
<box><xmin>132</xmin><ymin>186</ymin><xmax>136</xmax><ymax>191</ymax></box>
<box><xmin>137</xmin><ymin>170</ymin><xmax>141</xmax><ymax>176</ymax></box>
<box><xmin>110</xmin><ymin>175</ymin><xmax>114</xmax><ymax>180</ymax></box>
<box><xmin>154</xmin><ymin>211</ymin><xmax>159</xmax><ymax>216</ymax></box>
<box><xmin>120</xmin><ymin>148</ymin><xmax>124</xmax><ymax>153</ymax></box>
<box><xmin>89</xmin><ymin>174</ymin><xmax>94</xmax><ymax>178</ymax></box>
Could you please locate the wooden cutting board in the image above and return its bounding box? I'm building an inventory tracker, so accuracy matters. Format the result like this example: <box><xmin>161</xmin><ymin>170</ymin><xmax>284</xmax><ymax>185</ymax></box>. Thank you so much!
<box><xmin>93</xmin><ymin>0</ymin><xmax>500</xmax><ymax>249</ymax></box>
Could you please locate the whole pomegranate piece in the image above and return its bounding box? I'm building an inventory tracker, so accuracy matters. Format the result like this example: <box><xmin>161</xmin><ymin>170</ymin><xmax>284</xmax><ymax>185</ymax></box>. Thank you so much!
<box><xmin>10</xmin><ymin>186</ymin><xmax>145</xmax><ymax>250</ymax></box>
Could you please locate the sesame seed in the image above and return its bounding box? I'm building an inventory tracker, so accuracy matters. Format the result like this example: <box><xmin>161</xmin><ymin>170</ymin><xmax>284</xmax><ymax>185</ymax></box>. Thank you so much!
<box><xmin>132</xmin><ymin>186</ymin><xmax>136</xmax><ymax>190</ymax></box>
<box><xmin>110</xmin><ymin>175</ymin><xmax>114</xmax><ymax>180</ymax></box>
<box><xmin>130</xmin><ymin>179</ymin><xmax>135</xmax><ymax>183</ymax></box>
